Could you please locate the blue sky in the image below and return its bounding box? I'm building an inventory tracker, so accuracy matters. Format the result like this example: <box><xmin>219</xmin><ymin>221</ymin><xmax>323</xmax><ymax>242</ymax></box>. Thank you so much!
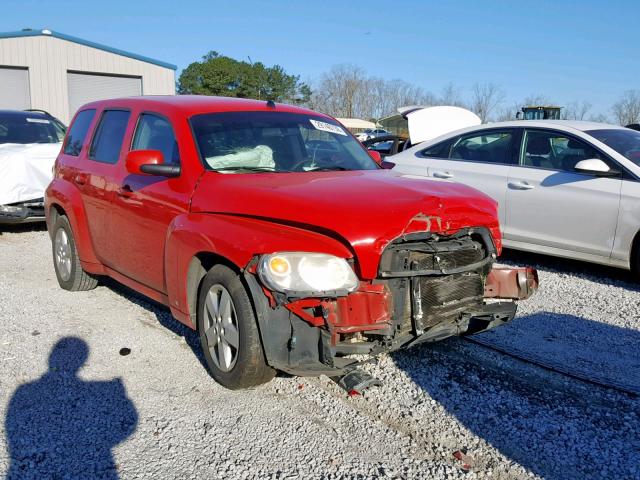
<box><xmin>2</xmin><ymin>0</ymin><xmax>638</xmax><ymax>117</ymax></box>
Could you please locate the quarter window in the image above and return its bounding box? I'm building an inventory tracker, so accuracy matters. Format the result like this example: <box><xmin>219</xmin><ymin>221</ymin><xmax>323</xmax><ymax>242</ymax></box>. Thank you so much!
<box><xmin>522</xmin><ymin>130</ymin><xmax>604</xmax><ymax>171</ymax></box>
<box><xmin>450</xmin><ymin>131</ymin><xmax>515</xmax><ymax>164</ymax></box>
<box><xmin>420</xmin><ymin>139</ymin><xmax>453</xmax><ymax>158</ymax></box>
<box><xmin>63</xmin><ymin>109</ymin><xmax>95</xmax><ymax>156</ymax></box>
<box><xmin>89</xmin><ymin>110</ymin><xmax>131</xmax><ymax>164</ymax></box>
<box><xmin>131</xmin><ymin>113</ymin><xmax>180</xmax><ymax>164</ymax></box>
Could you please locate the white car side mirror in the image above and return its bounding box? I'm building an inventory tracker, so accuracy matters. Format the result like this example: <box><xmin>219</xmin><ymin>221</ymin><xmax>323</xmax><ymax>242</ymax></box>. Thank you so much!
<box><xmin>574</xmin><ymin>158</ymin><xmax>612</xmax><ymax>175</ymax></box>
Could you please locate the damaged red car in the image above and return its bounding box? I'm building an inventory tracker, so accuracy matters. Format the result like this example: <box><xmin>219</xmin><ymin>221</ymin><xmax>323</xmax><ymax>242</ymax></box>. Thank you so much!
<box><xmin>45</xmin><ymin>96</ymin><xmax>537</xmax><ymax>390</ymax></box>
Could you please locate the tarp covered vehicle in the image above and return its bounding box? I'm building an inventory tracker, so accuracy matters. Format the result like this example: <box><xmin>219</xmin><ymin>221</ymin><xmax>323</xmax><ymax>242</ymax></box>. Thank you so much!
<box><xmin>0</xmin><ymin>110</ymin><xmax>65</xmax><ymax>224</ymax></box>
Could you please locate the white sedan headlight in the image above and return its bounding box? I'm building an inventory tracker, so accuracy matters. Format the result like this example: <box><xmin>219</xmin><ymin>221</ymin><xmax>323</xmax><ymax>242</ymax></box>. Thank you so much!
<box><xmin>258</xmin><ymin>252</ymin><xmax>359</xmax><ymax>296</ymax></box>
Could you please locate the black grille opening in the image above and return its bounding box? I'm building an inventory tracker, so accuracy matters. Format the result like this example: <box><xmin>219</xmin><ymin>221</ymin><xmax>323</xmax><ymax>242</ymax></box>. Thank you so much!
<box><xmin>379</xmin><ymin>230</ymin><xmax>494</xmax><ymax>334</ymax></box>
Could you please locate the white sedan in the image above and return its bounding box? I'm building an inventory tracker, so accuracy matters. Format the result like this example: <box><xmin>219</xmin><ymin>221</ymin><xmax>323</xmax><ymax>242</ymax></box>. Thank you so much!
<box><xmin>356</xmin><ymin>128</ymin><xmax>390</xmax><ymax>142</ymax></box>
<box><xmin>390</xmin><ymin>120</ymin><xmax>640</xmax><ymax>274</ymax></box>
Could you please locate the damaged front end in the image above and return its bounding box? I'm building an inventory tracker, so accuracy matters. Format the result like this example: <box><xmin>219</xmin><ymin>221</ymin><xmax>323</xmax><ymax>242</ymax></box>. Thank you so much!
<box><xmin>243</xmin><ymin>227</ymin><xmax>538</xmax><ymax>383</ymax></box>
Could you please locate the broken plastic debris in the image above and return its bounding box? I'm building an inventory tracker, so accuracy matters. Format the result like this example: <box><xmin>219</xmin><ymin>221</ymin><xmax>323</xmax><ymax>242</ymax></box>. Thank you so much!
<box><xmin>453</xmin><ymin>449</ymin><xmax>475</xmax><ymax>472</ymax></box>
<box><xmin>119</xmin><ymin>347</ymin><xmax>131</xmax><ymax>356</ymax></box>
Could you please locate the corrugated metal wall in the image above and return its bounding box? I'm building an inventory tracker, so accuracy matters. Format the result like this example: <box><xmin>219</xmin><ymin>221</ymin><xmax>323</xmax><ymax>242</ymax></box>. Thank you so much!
<box><xmin>0</xmin><ymin>35</ymin><xmax>175</xmax><ymax>123</ymax></box>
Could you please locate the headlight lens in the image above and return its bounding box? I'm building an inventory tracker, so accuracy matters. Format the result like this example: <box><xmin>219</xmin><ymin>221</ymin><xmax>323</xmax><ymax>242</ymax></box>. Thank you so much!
<box><xmin>258</xmin><ymin>252</ymin><xmax>359</xmax><ymax>296</ymax></box>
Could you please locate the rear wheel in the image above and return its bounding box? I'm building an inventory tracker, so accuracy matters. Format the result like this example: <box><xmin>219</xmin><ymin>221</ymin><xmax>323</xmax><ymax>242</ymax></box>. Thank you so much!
<box><xmin>52</xmin><ymin>215</ymin><xmax>98</xmax><ymax>291</ymax></box>
<box><xmin>197</xmin><ymin>265</ymin><xmax>275</xmax><ymax>389</ymax></box>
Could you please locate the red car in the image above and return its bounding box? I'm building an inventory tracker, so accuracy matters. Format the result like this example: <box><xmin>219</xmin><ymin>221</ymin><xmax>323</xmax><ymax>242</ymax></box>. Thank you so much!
<box><xmin>45</xmin><ymin>96</ymin><xmax>537</xmax><ymax>390</ymax></box>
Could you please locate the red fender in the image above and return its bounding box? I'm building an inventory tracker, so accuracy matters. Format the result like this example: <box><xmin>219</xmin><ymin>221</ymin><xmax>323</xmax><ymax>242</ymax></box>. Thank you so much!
<box><xmin>165</xmin><ymin>213</ymin><xmax>353</xmax><ymax>327</ymax></box>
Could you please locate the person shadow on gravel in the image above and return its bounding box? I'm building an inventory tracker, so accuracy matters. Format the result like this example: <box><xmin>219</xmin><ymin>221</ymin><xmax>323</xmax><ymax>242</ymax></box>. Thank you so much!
<box><xmin>5</xmin><ymin>337</ymin><xmax>138</xmax><ymax>479</ymax></box>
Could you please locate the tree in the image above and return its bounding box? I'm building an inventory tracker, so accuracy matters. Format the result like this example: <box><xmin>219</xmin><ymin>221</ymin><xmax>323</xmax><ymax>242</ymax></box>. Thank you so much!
<box><xmin>612</xmin><ymin>90</ymin><xmax>640</xmax><ymax>126</ymax></box>
<box><xmin>310</xmin><ymin>64</ymin><xmax>368</xmax><ymax>118</ymax></box>
<box><xmin>469</xmin><ymin>83</ymin><xmax>505</xmax><ymax>122</ymax></box>
<box><xmin>177</xmin><ymin>51</ymin><xmax>311</xmax><ymax>103</ymax></box>
<box><xmin>438</xmin><ymin>83</ymin><xmax>466</xmax><ymax>108</ymax></box>
<box><xmin>562</xmin><ymin>101</ymin><xmax>592</xmax><ymax>120</ymax></box>
<box><xmin>310</xmin><ymin>65</ymin><xmax>436</xmax><ymax>119</ymax></box>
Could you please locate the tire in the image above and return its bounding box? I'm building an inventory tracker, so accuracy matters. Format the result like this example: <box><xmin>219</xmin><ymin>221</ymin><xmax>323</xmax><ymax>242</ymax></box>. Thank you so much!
<box><xmin>197</xmin><ymin>265</ymin><xmax>275</xmax><ymax>389</ymax></box>
<box><xmin>51</xmin><ymin>215</ymin><xmax>98</xmax><ymax>291</ymax></box>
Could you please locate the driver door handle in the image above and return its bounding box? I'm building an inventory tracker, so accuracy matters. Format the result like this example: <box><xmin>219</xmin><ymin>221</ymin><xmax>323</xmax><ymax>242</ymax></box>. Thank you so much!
<box><xmin>432</xmin><ymin>170</ymin><xmax>454</xmax><ymax>179</ymax></box>
<box><xmin>117</xmin><ymin>184</ymin><xmax>133</xmax><ymax>198</ymax></box>
<box><xmin>508</xmin><ymin>181</ymin><xmax>535</xmax><ymax>190</ymax></box>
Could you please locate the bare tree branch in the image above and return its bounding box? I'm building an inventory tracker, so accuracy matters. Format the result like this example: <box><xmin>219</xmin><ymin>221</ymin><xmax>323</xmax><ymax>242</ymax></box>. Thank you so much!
<box><xmin>562</xmin><ymin>101</ymin><xmax>592</xmax><ymax>120</ymax></box>
<box><xmin>612</xmin><ymin>90</ymin><xmax>640</xmax><ymax>125</ymax></box>
<box><xmin>469</xmin><ymin>83</ymin><xmax>505</xmax><ymax>122</ymax></box>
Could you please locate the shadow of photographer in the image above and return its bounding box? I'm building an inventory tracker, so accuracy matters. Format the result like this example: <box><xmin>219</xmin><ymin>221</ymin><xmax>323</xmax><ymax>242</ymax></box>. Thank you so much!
<box><xmin>5</xmin><ymin>337</ymin><xmax>138</xmax><ymax>479</ymax></box>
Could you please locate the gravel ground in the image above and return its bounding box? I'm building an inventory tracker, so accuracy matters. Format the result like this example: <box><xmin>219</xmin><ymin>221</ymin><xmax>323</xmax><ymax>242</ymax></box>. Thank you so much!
<box><xmin>0</xmin><ymin>226</ymin><xmax>638</xmax><ymax>479</ymax></box>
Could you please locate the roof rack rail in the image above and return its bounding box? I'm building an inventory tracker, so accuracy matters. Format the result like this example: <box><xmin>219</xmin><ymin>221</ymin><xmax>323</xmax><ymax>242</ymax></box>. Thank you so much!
<box><xmin>24</xmin><ymin>108</ymin><xmax>53</xmax><ymax>117</ymax></box>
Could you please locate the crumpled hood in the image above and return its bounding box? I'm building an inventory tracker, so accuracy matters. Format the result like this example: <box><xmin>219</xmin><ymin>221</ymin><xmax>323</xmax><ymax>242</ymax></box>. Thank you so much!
<box><xmin>191</xmin><ymin>169</ymin><xmax>500</xmax><ymax>278</ymax></box>
<box><xmin>0</xmin><ymin>143</ymin><xmax>60</xmax><ymax>205</ymax></box>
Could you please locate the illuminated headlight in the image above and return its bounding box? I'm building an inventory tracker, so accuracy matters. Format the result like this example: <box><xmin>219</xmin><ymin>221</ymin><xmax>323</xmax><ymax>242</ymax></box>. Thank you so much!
<box><xmin>258</xmin><ymin>252</ymin><xmax>359</xmax><ymax>296</ymax></box>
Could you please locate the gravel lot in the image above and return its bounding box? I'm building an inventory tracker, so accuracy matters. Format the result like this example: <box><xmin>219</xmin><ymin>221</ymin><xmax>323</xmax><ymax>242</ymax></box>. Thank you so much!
<box><xmin>1</xmin><ymin>226</ymin><xmax>638</xmax><ymax>479</ymax></box>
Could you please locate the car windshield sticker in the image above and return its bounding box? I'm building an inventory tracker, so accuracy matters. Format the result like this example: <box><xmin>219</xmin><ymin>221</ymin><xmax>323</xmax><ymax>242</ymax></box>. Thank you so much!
<box><xmin>309</xmin><ymin>119</ymin><xmax>347</xmax><ymax>136</ymax></box>
<box><xmin>26</xmin><ymin>118</ymin><xmax>50</xmax><ymax>124</ymax></box>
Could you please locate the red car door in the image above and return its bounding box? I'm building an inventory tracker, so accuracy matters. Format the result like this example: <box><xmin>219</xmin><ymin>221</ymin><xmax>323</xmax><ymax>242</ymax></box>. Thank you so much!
<box><xmin>107</xmin><ymin>112</ymin><xmax>191</xmax><ymax>293</ymax></box>
<box><xmin>67</xmin><ymin>108</ymin><xmax>131</xmax><ymax>266</ymax></box>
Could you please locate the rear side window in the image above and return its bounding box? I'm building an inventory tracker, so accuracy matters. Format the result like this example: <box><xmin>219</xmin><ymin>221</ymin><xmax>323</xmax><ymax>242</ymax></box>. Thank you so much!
<box><xmin>420</xmin><ymin>139</ymin><xmax>454</xmax><ymax>158</ymax></box>
<box><xmin>89</xmin><ymin>110</ymin><xmax>131</xmax><ymax>164</ymax></box>
<box><xmin>450</xmin><ymin>130</ymin><xmax>515</xmax><ymax>164</ymax></box>
<box><xmin>131</xmin><ymin>114</ymin><xmax>180</xmax><ymax>164</ymax></box>
<box><xmin>63</xmin><ymin>109</ymin><xmax>95</xmax><ymax>156</ymax></box>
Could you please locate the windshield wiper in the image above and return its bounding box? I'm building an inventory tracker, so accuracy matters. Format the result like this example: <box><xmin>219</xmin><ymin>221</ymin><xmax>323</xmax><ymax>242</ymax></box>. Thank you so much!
<box><xmin>211</xmin><ymin>166</ymin><xmax>277</xmax><ymax>173</ymax></box>
<box><xmin>303</xmin><ymin>166</ymin><xmax>353</xmax><ymax>172</ymax></box>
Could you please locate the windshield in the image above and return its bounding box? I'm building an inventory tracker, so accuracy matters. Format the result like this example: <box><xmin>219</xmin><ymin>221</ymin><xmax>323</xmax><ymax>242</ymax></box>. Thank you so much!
<box><xmin>190</xmin><ymin>111</ymin><xmax>377</xmax><ymax>173</ymax></box>
<box><xmin>587</xmin><ymin>128</ymin><xmax>640</xmax><ymax>167</ymax></box>
<box><xmin>0</xmin><ymin>113</ymin><xmax>65</xmax><ymax>145</ymax></box>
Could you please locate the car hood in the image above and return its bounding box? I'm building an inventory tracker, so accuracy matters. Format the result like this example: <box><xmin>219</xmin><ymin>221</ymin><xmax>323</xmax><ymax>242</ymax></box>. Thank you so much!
<box><xmin>191</xmin><ymin>169</ymin><xmax>500</xmax><ymax>278</ymax></box>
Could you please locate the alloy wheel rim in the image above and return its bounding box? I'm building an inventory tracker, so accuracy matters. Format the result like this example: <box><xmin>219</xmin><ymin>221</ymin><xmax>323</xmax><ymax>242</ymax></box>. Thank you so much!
<box><xmin>54</xmin><ymin>228</ymin><xmax>72</xmax><ymax>282</ymax></box>
<box><xmin>204</xmin><ymin>284</ymin><xmax>239</xmax><ymax>372</ymax></box>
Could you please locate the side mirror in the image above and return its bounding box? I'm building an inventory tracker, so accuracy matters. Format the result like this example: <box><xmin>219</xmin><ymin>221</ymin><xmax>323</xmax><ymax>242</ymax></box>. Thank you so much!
<box><xmin>574</xmin><ymin>158</ymin><xmax>618</xmax><ymax>177</ymax></box>
<box><xmin>369</xmin><ymin>150</ymin><xmax>382</xmax><ymax>165</ymax></box>
<box><xmin>126</xmin><ymin>150</ymin><xmax>180</xmax><ymax>178</ymax></box>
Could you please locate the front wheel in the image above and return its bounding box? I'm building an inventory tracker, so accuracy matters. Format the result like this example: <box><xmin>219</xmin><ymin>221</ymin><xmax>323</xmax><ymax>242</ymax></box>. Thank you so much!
<box><xmin>51</xmin><ymin>215</ymin><xmax>98</xmax><ymax>291</ymax></box>
<box><xmin>197</xmin><ymin>265</ymin><xmax>275</xmax><ymax>389</ymax></box>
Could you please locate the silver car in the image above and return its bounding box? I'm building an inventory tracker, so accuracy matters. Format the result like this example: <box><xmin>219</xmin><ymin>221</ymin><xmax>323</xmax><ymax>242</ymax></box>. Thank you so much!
<box><xmin>390</xmin><ymin>120</ymin><xmax>640</xmax><ymax>274</ymax></box>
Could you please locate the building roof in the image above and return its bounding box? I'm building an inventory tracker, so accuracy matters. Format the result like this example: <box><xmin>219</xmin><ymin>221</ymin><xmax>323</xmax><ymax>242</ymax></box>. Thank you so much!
<box><xmin>0</xmin><ymin>29</ymin><xmax>177</xmax><ymax>70</ymax></box>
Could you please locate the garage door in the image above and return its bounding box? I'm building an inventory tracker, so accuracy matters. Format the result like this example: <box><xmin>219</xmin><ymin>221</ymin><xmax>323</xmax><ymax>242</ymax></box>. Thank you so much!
<box><xmin>67</xmin><ymin>71</ymin><xmax>142</xmax><ymax>119</ymax></box>
<box><xmin>0</xmin><ymin>67</ymin><xmax>31</xmax><ymax>110</ymax></box>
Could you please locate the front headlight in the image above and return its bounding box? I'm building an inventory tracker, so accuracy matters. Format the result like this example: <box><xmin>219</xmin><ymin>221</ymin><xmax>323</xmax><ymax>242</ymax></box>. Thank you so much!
<box><xmin>258</xmin><ymin>252</ymin><xmax>359</xmax><ymax>296</ymax></box>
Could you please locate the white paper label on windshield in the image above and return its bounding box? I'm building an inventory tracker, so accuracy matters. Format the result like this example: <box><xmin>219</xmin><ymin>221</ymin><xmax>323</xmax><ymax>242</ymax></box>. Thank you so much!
<box><xmin>309</xmin><ymin>119</ymin><xmax>347</xmax><ymax>136</ymax></box>
<box><xmin>26</xmin><ymin>118</ymin><xmax>50</xmax><ymax>124</ymax></box>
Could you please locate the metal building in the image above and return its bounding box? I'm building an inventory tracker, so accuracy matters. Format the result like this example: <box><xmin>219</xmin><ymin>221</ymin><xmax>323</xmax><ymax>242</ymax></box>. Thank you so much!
<box><xmin>0</xmin><ymin>29</ymin><xmax>176</xmax><ymax>123</ymax></box>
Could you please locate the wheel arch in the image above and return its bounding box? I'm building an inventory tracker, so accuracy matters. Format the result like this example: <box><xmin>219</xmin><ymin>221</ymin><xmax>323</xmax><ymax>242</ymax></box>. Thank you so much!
<box><xmin>45</xmin><ymin>180</ymin><xmax>101</xmax><ymax>265</ymax></box>
<box><xmin>185</xmin><ymin>252</ymin><xmax>241</xmax><ymax>328</ymax></box>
